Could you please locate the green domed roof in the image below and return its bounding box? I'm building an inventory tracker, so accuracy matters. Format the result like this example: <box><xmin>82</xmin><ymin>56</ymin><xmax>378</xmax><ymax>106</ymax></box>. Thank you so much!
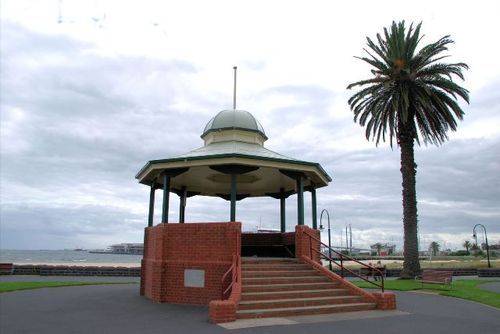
<box><xmin>202</xmin><ymin>110</ymin><xmax>267</xmax><ymax>139</ymax></box>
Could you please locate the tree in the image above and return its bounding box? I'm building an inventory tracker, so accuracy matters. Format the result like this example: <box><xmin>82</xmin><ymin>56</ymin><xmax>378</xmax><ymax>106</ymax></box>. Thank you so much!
<box><xmin>371</xmin><ymin>243</ymin><xmax>383</xmax><ymax>256</ymax></box>
<box><xmin>470</xmin><ymin>243</ymin><xmax>484</xmax><ymax>257</ymax></box>
<box><xmin>463</xmin><ymin>240</ymin><xmax>471</xmax><ymax>254</ymax></box>
<box><xmin>429</xmin><ymin>241</ymin><xmax>440</xmax><ymax>257</ymax></box>
<box><xmin>347</xmin><ymin>21</ymin><xmax>469</xmax><ymax>278</ymax></box>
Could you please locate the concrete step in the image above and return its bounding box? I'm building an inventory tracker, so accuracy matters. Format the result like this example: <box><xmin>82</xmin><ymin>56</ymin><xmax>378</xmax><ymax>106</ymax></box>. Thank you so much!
<box><xmin>241</xmin><ymin>288</ymin><xmax>351</xmax><ymax>301</ymax></box>
<box><xmin>243</xmin><ymin>275</ymin><xmax>329</xmax><ymax>285</ymax></box>
<box><xmin>242</xmin><ymin>264</ymin><xmax>312</xmax><ymax>271</ymax></box>
<box><xmin>242</xmin><ymin>258</ymin><xmax>298</xmax><ymax>265</ymax></box>
<box><xmin>242</xmin><ymin>270</ymin><xmax>319</xmax><ymax>278</ymax></box>
<box><xmin>242</xmin><ymin>281</ymin><xmax>340</xmax><ymax>293</ymax></box>
<box><xmin>236</xmin><ymin>302</ymin><xmax>377</xmax><ymax>319</ymax></box>
<box><xmin>238</xmin><ymin>295</ymin><xmax>364</xmax><ymax>310</ymax></box>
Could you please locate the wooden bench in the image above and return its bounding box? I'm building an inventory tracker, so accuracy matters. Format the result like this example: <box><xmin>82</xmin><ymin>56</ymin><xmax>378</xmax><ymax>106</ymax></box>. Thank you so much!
<box><xmin>359</xmin><ymin>266</ymin><xmax>386</xmax><ymax>280</ymax></box>
<box><xmin>418</xmin><ymin>270</ymin><xmax>453</xmax><ymax>289</ymax></box>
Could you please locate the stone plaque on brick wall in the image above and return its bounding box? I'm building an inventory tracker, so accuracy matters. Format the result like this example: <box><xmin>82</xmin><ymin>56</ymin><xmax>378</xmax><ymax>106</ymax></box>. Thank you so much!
<box><xmin>184</xmin><ymin>269</ymin><xmax>205</xmax><ymax>288</ymax></box>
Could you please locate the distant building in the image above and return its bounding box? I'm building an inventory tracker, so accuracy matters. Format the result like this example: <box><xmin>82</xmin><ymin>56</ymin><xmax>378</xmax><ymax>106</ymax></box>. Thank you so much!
<box><xmin>370</xmin><ymin>243</ymin><xmax>396</xmax><ymax>256</ymax></box>
<box><xmin>109</xmin><ymin>243</ymin><xmax>143</xmax><ymax>255</ymax></box>
<box><xmin>486</xmin><ymin>242</ymin><xmax>500</xmax><ymax>256</ymax></box>
<box><xmin>419</xmin><ymin>250</ymin><xmax>430</xmax><ymax>256</ymax></box>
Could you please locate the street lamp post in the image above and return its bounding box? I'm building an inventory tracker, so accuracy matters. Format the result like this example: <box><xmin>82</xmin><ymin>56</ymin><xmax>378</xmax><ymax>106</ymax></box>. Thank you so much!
<box><xmin>319</xmin><ymin>209</ymin><xmax>332</xmax><ymax>271</ymax></box>
<box><xmin>473</xmin><ymin>224</ymin><xmax>491</xmax><ymax>268</ymax></box>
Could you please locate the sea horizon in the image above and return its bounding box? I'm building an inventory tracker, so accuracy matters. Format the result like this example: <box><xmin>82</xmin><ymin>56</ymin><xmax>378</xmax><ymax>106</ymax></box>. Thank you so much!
<box><xmin>0</xmin><ymin>249</ymin><xmax>142</xmax><ymax>266</ymax></box>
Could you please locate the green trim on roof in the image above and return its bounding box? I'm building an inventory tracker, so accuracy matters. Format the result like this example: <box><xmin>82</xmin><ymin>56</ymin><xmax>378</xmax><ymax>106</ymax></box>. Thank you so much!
<box><xmin>200</xmin><ymin>126</ymin><xmax>268</xmax><ymax>140</ymax></box>
<box><xmin>201</xmin><ymin>109</ymin><xmax>267</xmax><ymax>139</ymax></box>
<box><xmin>135</xmin><ymin>153</ymin><xmax>332</xmax><ymax>182</ymax></box>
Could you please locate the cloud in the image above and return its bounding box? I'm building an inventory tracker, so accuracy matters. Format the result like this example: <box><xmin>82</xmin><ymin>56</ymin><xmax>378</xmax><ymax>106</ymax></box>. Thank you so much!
<box><xmin>1</xmin><ymin>17</ymin><xmax>499</xmax><ymax>251</ymax></box>
<box><xmin>0</xmin><ymin>22</ymin><xmax>206</xmax><ymax>248</ymax></box>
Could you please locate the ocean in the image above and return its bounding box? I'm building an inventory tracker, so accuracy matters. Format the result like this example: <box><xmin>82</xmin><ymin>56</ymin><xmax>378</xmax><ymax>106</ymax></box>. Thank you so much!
<box><xmin>0</xmin><ymin>250</ymin><xmax>142</xmax><ymax>267</ymax></box>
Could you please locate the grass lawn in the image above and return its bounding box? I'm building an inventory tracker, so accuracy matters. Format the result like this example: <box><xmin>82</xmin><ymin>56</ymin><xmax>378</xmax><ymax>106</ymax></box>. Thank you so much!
<box><xmin>335</xmin><ymin>259</ymin><xmax>499</xmax><ymax>270</ymax></box>
<box><xmin>0</xmin><ymin>281</ymin><xmax>136</xmax><ymax>293</ymax></box>
<box><xmin>353</xmin><ymin>279</ymin><xmax>500</xmax><ymax>308</ymax></box>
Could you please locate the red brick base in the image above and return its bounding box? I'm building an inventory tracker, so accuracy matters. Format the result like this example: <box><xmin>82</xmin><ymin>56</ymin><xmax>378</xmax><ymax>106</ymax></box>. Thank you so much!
<box><xmin>141</xmin><ymin>222</ymin><xmax>241</xmax><ymax>305</ymax></box>
<box><xmin>142</xmin><ymin>222</ymin><xmax>396</xmax><ymax>323</ymax></box>
<box><xmin>372</xmin><ymin>292</ymin><xmax>397</xmax><ymax>310</ymax></box>
<box><xmin>295</xmin><ymin>225</ymin><xmax>321</xmax><ymax>262</ymax></box>
<box><xmin>209</xmin><ymin>300</ymin><xmax>237</xmax><ymax>323</ymax></box>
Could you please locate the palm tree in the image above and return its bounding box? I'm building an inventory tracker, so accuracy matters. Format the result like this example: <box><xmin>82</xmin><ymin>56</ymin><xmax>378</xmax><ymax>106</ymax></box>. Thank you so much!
<box><xmin>429</xmin><ymin>241</ymin><xmax>440</xmax><ymax>257</ymax></box>
<box><xmin>347</xmin><ymin>21</ymin><xmax>469</xmax><ymax>278</ymax></box>
<box><xmin>463</xmin><ymin>240</ymin><xmax>471</xmax><ymax>254</ymax></box>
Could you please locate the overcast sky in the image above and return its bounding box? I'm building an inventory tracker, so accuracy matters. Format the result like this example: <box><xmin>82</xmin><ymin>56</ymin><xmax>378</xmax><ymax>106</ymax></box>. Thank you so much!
<box><xmin>1</xmin><ymin>0</ymin><xmax>499</xmax><ymax>250</ymax></box>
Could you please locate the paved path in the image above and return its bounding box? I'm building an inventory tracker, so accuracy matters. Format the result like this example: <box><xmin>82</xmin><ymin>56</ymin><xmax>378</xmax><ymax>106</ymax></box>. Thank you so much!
<box><xmin>0</xmin><ymin>275</ymin><xmax>140</xmax><ymax>283</ymax></box>
<box><xmin>479</xmin><ymin>281</ymin><xmax>500</xmax><ymax>293</ymax></box>
<box><xmin>1</xmin><ymin>284</ymin><xmax>499</xmax><ymax>334</ymax></box>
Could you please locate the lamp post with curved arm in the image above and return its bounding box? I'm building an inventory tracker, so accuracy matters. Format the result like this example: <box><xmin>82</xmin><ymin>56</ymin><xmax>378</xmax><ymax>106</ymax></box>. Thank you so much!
<box><xmin>319</xmin><ymin>209</ymin><xmax>332</xmax><ymax>271</ymax></box>
<box><xmin>473</xmin><ymin>224</ymin><xmax>490</xmax><ymax>268</ymax></box>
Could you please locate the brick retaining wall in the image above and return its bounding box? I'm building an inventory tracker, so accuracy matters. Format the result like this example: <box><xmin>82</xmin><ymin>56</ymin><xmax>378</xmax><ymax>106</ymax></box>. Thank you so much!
<box><xmin>142</xmin><ymin>222</ymin><xmax>241</xmax><ymax>305</ymax></box>
<box><xmin>295</xmin><ymin>225</ymin><xmax>321</xmax><ymax>262</ymax></box>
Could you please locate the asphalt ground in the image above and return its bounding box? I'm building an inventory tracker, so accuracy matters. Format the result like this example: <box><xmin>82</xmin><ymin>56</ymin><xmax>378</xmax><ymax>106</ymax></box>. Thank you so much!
<box><xmin>0</xmin><ymin>275</ymin><xmax>140</xmax><ymax>283</ymax></box>
<box><xmin>1</xmin><ymin>283</ymin><xmax>499</xmax><ymax>334</ymax></box>
<box><xmin>479</xmin><ymin>281</ymin><xmax>500</xmax><ymax>293</ymax></box>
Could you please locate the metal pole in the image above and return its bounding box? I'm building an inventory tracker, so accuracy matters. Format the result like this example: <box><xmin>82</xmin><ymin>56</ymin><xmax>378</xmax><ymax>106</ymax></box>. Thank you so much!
<box><xmin>230</xmin><ymin>173</ymin><xmax>237</xmax><ymax>221</ymax></box>
<box><xmin>473</xmin><ymin>224</ymin><xmax>491</xmax><ymax>268</ymax></box>
<box><xmin>296</xmin><ymin>176</ymin><xmax>304</xmax><ymax>226</ymax></box>
<box><xmin>345</xmin><ymin>226</ymin><xmax>348</xmax><ymax>255</ymax></box>
<box><xmin>320</xmin><ymin>209</ymin><xmax>332</xmax><ymax>271</ymax></box>
<box><xmin>147</xmin><ymin>182</ymin><xmax>156</xmax><ymax>227</ymax></box>
<box><xmin>233</xmin><ymin>66</ymin><xmax>237</xmax><ymax>110</ymax></box>
<box><xmin>349</xmin><ymin>224</ymin><xmax>352</xmax><ymax>254</ymax></box>
<box><xmin>162</xmin><ymin>174</ymin><xmax>170</xmax><ymax>223</ymax></box>
<box><xmin>179</xmin><ymin>186</ymin><xmax>187</xmax><ymax>223</ymax></box>
<box><xmin>280</xmin><ymin>188</ymin><xmax>286</xmax><ymax>233</ymax></box>
<box><xmin>311</xmin><ymin>187</ymin><xmax>317</xmax><ymax>229</ymax></box>
<box><xmin>340</xmin><ymin>254</ymin><xmax>344</xmax><ymax>278</ymax></box>
<box><xmin>328</xmin><ymin>215</ymin><xmax>332</xmax><ymax>271</ymax></box>
<box><xmin>485</xmin><ymin>231</ymin><xmax>491</xmax><ymax>268</ymax></box>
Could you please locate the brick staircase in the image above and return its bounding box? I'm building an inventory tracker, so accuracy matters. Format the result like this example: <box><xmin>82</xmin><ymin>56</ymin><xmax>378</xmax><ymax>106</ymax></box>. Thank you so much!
<box><xmin>237</xmin><ymin>257</ymin><xmax>376</xmax><ymax>319</ymax></box>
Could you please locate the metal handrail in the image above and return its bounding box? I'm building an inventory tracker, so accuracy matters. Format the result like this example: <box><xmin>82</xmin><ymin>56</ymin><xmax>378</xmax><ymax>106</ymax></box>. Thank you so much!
<box><xmin>302</xmin><ymin>230</ymin><xmax>385</xmax><ymax>292</ymax></box>
<box><xmin>221</xmin><ymin>234</ymin><xmax>241</xmax><ymax>300</ymax></box>
<box><xmin>221</xmin><ymin>255</ymin><xmax>238</xmax><ymax>299</ymax></box>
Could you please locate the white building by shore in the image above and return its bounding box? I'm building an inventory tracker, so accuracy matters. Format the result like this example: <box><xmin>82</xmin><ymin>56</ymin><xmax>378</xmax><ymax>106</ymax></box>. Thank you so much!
<box><xmin>109</xmin><ymin>243</ymin><xmax>143</xmax><ymax>255</ymax></box>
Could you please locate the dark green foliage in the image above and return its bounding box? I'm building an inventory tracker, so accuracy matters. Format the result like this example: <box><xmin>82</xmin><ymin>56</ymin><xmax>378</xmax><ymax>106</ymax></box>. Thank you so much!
<box><xmin>449</xmin><ymin>250</ymin><xmax>470</xmax><ymax>256</ymax></box>
<box><xmin>347</xmin><ymin>21</ymin><xmax>469</xmax><ymax>147</ymax></box>
<box><xmin>429</xmin><ymin>241</ymin><xmax>440</xmax><ymax>256</ymax></box>
<box><xmin>347</xmin><ymin>21</ymin><xmax>469</xmax><ymax>278</ymax></box>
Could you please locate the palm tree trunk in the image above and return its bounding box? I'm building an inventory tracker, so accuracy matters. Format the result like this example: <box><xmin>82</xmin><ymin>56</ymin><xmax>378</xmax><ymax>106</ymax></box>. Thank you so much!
<box><xmin>399</xmin><ymin>131</ymin><xmax>421</xmax><ymax>278</ymax></box>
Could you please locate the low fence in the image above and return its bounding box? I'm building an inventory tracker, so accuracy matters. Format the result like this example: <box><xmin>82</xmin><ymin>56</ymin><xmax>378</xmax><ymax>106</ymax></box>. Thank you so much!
<box><xmin>11</xmin><ymin>264</ymin><xmax>141</xmax><ymax>276</ymax></box>
<box><xmin>2</xmin><ymin>263</ymin><xmax>498</xmax><ymax>278</ymax></box>
<box><xmin>478</xmin><ymin>268</ymin><xmax>500</xmax><ymax>277</ymax></box>
<box><xmin>329</xmin><ymin>267</ymin><xmax>485</xmax><ymax>277</ymax></box>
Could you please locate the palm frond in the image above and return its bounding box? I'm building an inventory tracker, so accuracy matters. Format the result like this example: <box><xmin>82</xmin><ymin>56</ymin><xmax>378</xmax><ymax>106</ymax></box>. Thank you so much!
<box><xmin>347</xmin><ymin>21</ymin><xmax>469</xmax><ymax>147</ymax></box>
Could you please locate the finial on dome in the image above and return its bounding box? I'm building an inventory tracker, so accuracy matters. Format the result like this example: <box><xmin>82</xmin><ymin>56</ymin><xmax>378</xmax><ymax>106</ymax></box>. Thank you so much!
<box><xmin>233</xmin><ymin>66</ymin><xmax>237</xmax><ymax>110</ymax></box>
